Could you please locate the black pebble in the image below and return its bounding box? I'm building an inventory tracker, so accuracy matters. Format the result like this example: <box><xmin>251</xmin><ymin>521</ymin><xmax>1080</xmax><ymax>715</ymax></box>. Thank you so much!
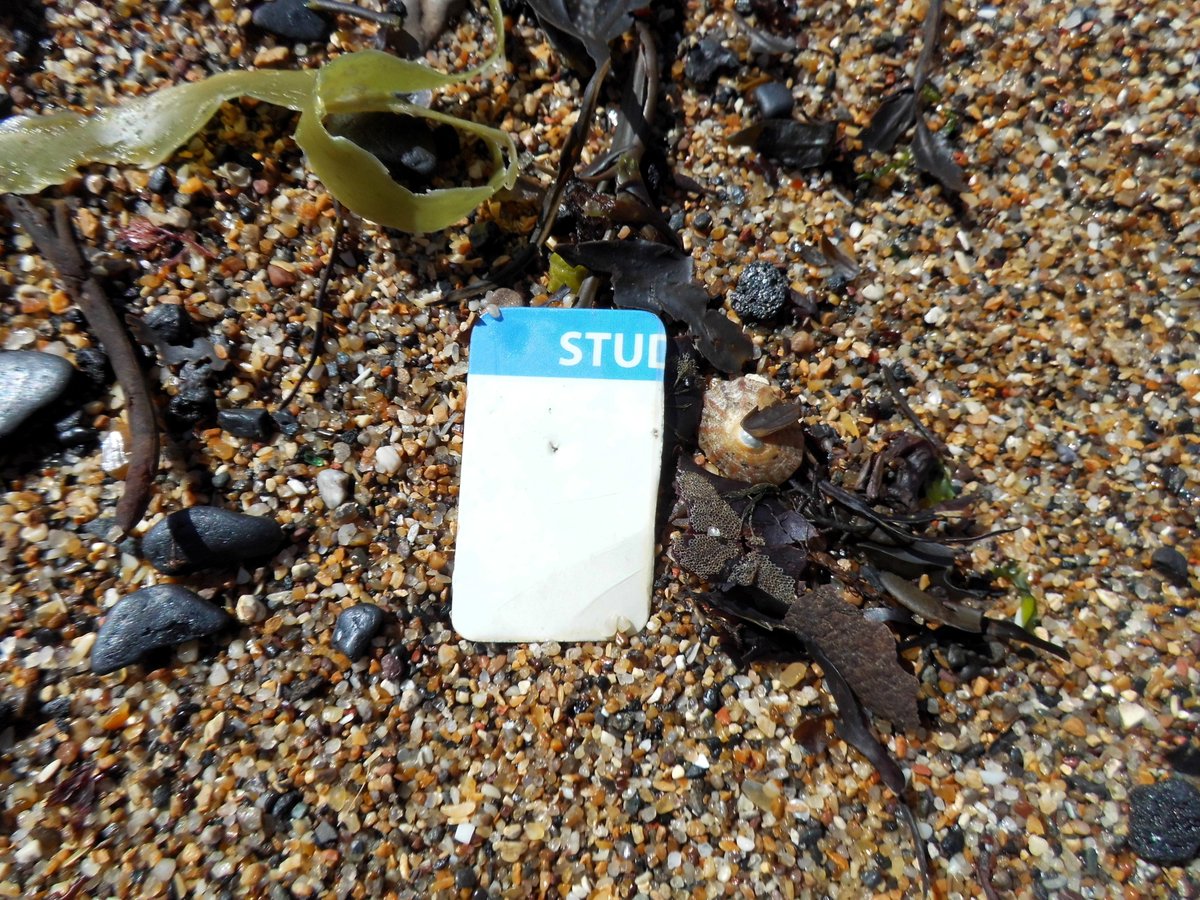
<box><xmin>0</xmin><ymin>350</ymin><xmax>75</xmax><ymax>439</ymax></box>
<box><xmin>332</xmin><ymin>603</ymin><xmax>386</xmax><ymax>660</ymax></box>
<box><xmin>730</xmin><ymin>261</ymin><xmax>790</xmax><ymax>322</ymax></box>
<box><xmin>40</xmin><ymin>696</ymin><xmax>72</xmax><ymax>720</ymax></box>
<box><xmin>272</xmin><ymin>410</ymin><xmax>300</xmax><ymax>436</ymax></box>
<box><xmin>142</xmin><ymin>506</ymin><xmax>284</xmax><ymax>574</ymax></box>
<box><xmin>455</xmin><ymin>868</ymin><xmax>478</xmax><ymax>890</ymax></box>
<box><xmin>1150</xmin><ymin>546</ymin><xmax>1190</xmax><ymax>586</ymax></box>
<box><xmin>702</xmin><ymin>685</ymin><xmax>723</xmax><ymax>711</ymax></box>
<box><xmin>1128</xmin><ymin>778</ymin><xmax>1200</xmax><ymax>865</ymax></box>
<box><xmin>685</xmin><ymin>37</ymin><xmax>738</xmax><ymax>86</ymax></box>
<box><xmin>753</xmin><ymin>81</ymin><xmax>794</xmax><ymax>119</ymax></box>
<box><xmin>940</xmin><ymin>824</ymin><xmax>965</xmax><ymax>857</ymax></box>
<box><xmin>91</xmin><ymin>584</ymin><xmax>231</xmax><ymax>675</ymax></box>
<box><xmin>218</xmin><ymin>408</ymin><xmax>274</xmax><ymax>441</ymax></box>
<box><xmin>143</xmin><ymin>303</ymin><xmax>195</xmax><ymax>346</ymax></box>
<box><xmin>167</xmin><ymin>361</ymin><xmax>215</xmax><ymax>428</ymax></box>
<box><xmin>74</xmin><ymin>347</ymin><xmax>111</xmax><ymax>385</ymax></box>
<box><xmin>147</xmin><ymin>166</ymin><xmax>173</xmax><ymax>195</ymax></box>
<box><xmin>252</xmin><ymin>0</ymin><xmax>331</xmax><ymax>43</ymax></box>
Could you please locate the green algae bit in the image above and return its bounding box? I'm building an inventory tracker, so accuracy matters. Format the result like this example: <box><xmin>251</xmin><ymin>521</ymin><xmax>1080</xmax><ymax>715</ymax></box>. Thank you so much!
<box><xmin>0</xmin><ymin>0</ymin><xmax>516</xmax><ymax>234</ymax></box>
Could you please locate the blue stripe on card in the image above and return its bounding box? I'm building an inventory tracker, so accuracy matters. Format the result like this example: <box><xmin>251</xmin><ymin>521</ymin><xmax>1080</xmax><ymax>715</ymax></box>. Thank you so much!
<box><xmin>468</xmin><ymin>308</ymin><xmax>667</xmax><ymax>381</ymax></box>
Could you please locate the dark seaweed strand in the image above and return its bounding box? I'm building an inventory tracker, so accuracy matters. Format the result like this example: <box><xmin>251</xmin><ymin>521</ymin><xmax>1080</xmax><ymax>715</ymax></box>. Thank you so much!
<box><xmin>281</xmin><ymin>204</ymin><xmax>346</xmax><ymax>409</ymax></box>
<box><xmin>813</xmin><ymin>645</ymin><xmax>933</xmax><ymax>898</ymax></box>
<box><xmin>5</xmin><ymin>195</ymin><xmax>159</xmax><ymax>536</ymax></box>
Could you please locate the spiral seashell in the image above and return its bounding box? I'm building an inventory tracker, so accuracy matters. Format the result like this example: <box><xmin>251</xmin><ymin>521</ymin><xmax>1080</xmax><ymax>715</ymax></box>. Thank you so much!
<box><xmin>698</xmin><ymin>375</ymin><xmax>806</xmax><ymax>485</ymax></box>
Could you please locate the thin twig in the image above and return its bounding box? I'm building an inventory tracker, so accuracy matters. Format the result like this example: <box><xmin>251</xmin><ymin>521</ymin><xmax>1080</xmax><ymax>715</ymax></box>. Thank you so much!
<box><xmin>5</xmin><ymin>195</ymin><xmax>159</xmax><ymax>536</ymax></box>
<box><xmin>281</xmin><ymin>205</ymin><xmax>346</xmax><ymax>409</ymax></box>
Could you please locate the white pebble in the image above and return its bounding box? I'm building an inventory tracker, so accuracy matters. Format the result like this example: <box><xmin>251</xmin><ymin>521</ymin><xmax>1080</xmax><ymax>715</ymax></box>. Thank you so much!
<box><xmin>1118</xmin><ymin>700</ymin><xmax>1148</xmax><ymax>729</ymax></box>
<box><xmin>861</xmin><ymin>283</ymin><xmax>885</xmax><ymax>301</ymax></box>
<box><xmin>375</xmin><ymin>446</ymin><xmax>402</xmax><ymax>474</ymax></box>
<box><xmin>316</xmin><ymin>467</ymin><xmax>351</xmax><ymax>508</ymax></box>
<box><xmin>924</xmin><ymin>306</ymin><xmax>948</xmax><ymax>326</ymax></box>
<box><xmin>208</xmin><ymin>663</ymin><xmax>230</xmax><ymax>687</ymax></box>
<box><xmin>235</xmin><ymin>594</ymin><xmax>267</xmax><ymax>625</ymax></box>
<box><xmin>454</xmin><ymin>822</ymin><xmax>475</xmax><ymax>843</ymax></box>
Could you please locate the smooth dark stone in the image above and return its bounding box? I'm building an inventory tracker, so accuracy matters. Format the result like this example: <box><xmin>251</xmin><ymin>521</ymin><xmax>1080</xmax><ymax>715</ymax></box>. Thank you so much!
<box><xmin>143</xmin><ymin>303</ymin><xmax>195</xmax><ymax>346</ymax></box>
<box><xmin>1128</xmin><ymin>778</ymin><xmax>1200</xmax><ymax>865</ymax></box>
<box><xmin>1150</xmin><ymin>546</ymin><xmax>1189</xmax><ymax>586</ymax></box>
<box><xmin>0</xmin><ymin>351</ymin><xmax>74</xmax><ymax>439</ymax></box>
<box><xmin>252</xmin><ymin>0</ymin><xmax>331</xmax><ymax>43</ymax></box>
<box><xmin>753</xmin><ymin>80</ymin><xmax>794</xmax><ymax>118</ymax></box>
<box><xmin>91</xmin><ymin>585</ymin><xmax>230</xmax><ymax>675</ymax></box>
<box><xmin>730</xmin><ymin>261</ymin><xmax>790</xmax><ymax>322</ymax></box>
<box><xmin>685</xmin><ymin>37</ymin><xmax>738</xmax><ymax>85</ymax></box>
<box><xmin>218</xmin><ymin>408</ymin><xmax>274</xmax><ymax>441</ymax></box>
<box><xmin>142</xmin><ymin>506</ymin><xmax>284</xmax><ymax>574</ymax></box>
<box><xmin>332</xmin><ymin>603</ymin><xmax>385</xmax><ymax>660</ymax></box>
<box><xmin>40</xmin><ymin>696</ymin><xmax>72</xmax><ymax>720</ymax></box>
<box><xmin>147</xmin><ymin>166</ymin><xmax>173</xmax><ymax>194</ymax></box>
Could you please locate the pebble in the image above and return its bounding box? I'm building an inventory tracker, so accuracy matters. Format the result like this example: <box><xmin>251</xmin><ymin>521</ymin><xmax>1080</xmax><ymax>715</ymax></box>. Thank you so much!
<box><xmin>729</xmin><ymin>261</ymin><xmax>790</xmax><ymax>322</ymax></box>
<box><xmin>0</xmin><ymin>350</ymin><xmax>74</xmax><ymax>439</ymax></box>
<box><xmin>331</xmin><ymin>603</ymin><xmax>386</xmax><ymax>660</ymax></box>
<box><xmin>316</xmin><ymin>467</ymin><xmax>351</xmax><ymax>508</ymax></box>
<box><xmin>217</xmin><ymin>407</ymin><xmax>274</xmax><ymax>440</ymax></box>
<box><xmin>1149</xmin><ymin>546</ymin><xmax>1189</xmax><ymax>586</ymax></box>
<box><xmin>374</xmin><ymin>445</ymin><xmax>402</xmax><ymax>474</ymax></box>
<box><xmin>235</xmin><ymin>594</ymin><xmax>268</xmax><ymax>625</ymax></box>
<box><xmin>74</xmin><ymin>346</ymin><xmax>110</xmax><ymax>384</ymax></box>
<box><xmin>685</xmin><ymin>37</ymin><xmax>738</xmax><ymax>85</ymax></box>
<box><xmin>146</xmin><ymin>165</ymin><xmax>173</xmax><ymax>194</ymax></box>
<box><xmin>753</xmin><ymin>81</ymin><xmax>794</xmax><ymax>119</ymax></box>
<box><xmin>143</xmin><ymin>303</ymin><xmax>194</xmax><ymax>346</ymax></box>
<box><xmin>91</xmin><ymin>585</ymin><xmax>230</xmax><ymax>675</ymax></box>
<box><xmin>251</xmin><ymin>0</ymin><xmax>331</xmax><ymax>43</ymax></box>
<box><xmin>1128</xmin><ymin>779</ymin><xmax>1200</xmax><ymax>865</ymax></box>
<box><xmin>141</xmin><ymin>506</ymin><xmax>285</xmax><ymax>574</ymax></box>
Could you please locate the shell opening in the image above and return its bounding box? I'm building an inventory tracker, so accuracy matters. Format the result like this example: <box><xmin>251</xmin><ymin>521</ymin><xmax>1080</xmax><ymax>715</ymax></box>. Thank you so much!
<box><xmin>737</xmin><ymin>427</ymin><xmax>765</xmax><ymax>451</ymax></box>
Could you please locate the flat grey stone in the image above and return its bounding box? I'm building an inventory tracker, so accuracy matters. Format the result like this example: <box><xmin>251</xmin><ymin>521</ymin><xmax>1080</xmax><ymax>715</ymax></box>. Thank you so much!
<box><xmin>0</xmin><ymin>351</ymin><xmax>74</xmax><ymax>438</ymax></box>
<box><xmin>91</xmin><ymin>585</ymin><xmax>230</xmax><ymax>675</ymax></box>
<box><xmin>142</xmin><ymin>506</ymin><xmax>284</xmax><ymax>574</ymax></box>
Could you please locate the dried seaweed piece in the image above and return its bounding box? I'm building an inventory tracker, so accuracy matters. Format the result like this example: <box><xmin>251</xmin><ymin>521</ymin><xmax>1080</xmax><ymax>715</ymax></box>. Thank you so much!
<box><xmin>912</xmin><ymin>117</ymin><xmax>967</xmax><ymax>193</ymax></box>
<box><xmin>861</xmin><ymin>89</ymin><xmax>916</xmax><ymax>153</ymax></box>
<box><xmin>815</xmin><ymin>654</ymin><xmax>932</xmax><ymax>896</ymax></box>
<box><xmin>672</xmin><ymin>533</ymin><xmax>740</xmax><ymax>578</ymax></box>
<box><xmin>784</xmin><ymin>584</ymin><xmax>920</xmax><ymax>732</ymax></box>
<box><xmin>526</xmin><ymin>0</ymin><xmax>645</xmax><ymax>71</ymax></box>
<box><xmin>676</xmin><ymin>469</ymin><xmax>744</xmax><ymax>538</ymax></box>
<box><xmin>558</xmin><ymin>240</ymin><xmax>753</xmax><ymax>372</ymax></box>
<box><xmin>727</xmin><ymin>551</ymin><xmax>796</xmax><ymax>608</ymax></box>
<box><xmin>729</xmin><ymin>119</ymin><xmax>836</xmax><ymax>169</ymax></box>
<box><xmin>878</xmin><ymin>571</ymin><xmax>1069</xmax><ymax>659</ymax></box>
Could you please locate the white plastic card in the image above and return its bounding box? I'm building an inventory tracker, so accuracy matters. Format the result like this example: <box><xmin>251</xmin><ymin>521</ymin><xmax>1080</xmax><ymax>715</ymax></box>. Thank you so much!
<box><xmin>453</xmin><ymin>307</ymin><xmax>666</xmax><ymax>642</ymax></box>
